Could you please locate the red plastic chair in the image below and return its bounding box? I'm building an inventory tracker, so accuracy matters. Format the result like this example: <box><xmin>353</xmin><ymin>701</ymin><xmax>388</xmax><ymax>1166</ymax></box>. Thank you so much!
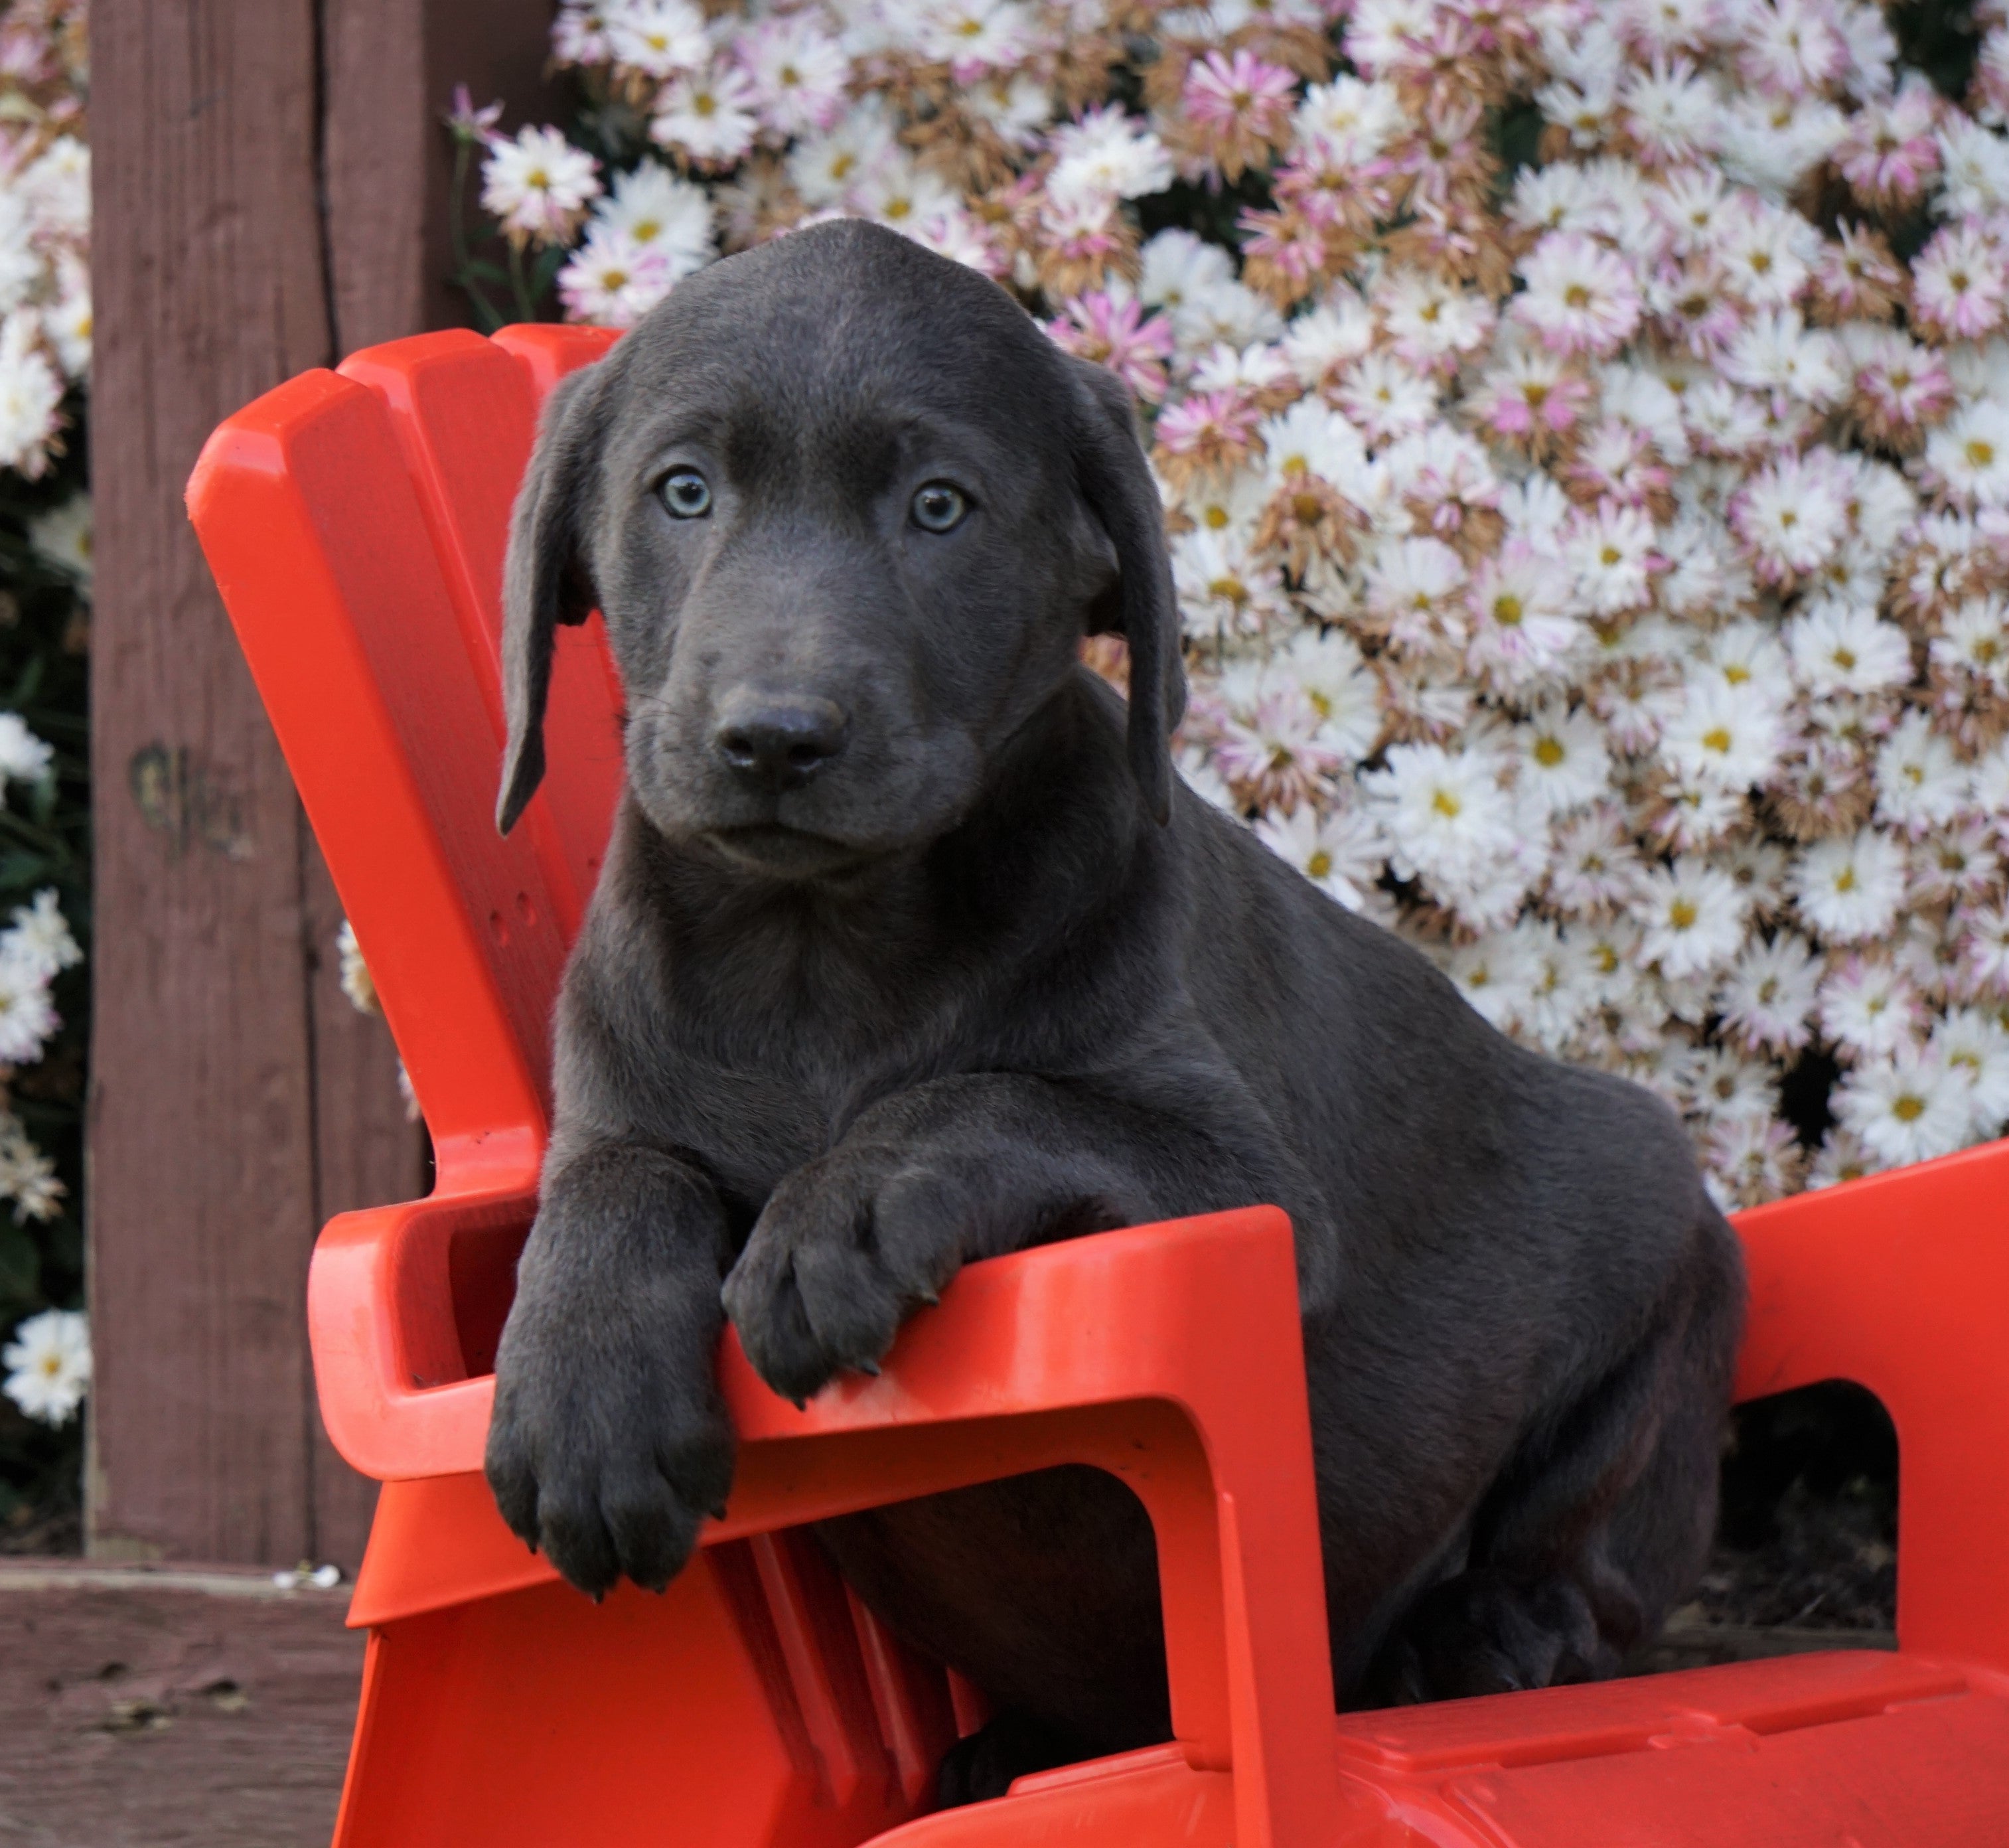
<box><xmin>188</xmin><ymin>327</ymin><xmax>2009</xmax><ymax>1847</ymax></box>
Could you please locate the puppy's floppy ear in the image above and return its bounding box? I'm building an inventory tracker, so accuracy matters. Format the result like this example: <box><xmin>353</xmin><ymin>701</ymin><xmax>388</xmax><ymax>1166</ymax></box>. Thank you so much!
<box><xmin>1065</xmin><ymin>356</ymin><xmax>1187</xmax><ymax>826</ymax></box>
<box><xmin>498</xmin><ymin>363</ymin><xmax>613</xmax><ymax>835</ymax></box>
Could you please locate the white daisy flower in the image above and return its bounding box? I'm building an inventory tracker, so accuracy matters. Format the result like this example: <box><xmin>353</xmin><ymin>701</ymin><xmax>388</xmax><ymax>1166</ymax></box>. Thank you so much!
<box><xmin>2</xmin><ymin>890</ymin><xmax>79</xmax><ymax>986</ymax></box>
<box><xmin>2</xmin><ymin>1308</ymin><xmax>89</xmax><ymax>1427</ymax></box>
<box><xmin>1818</xmin><ymin>955</ymin><xmax>1923</xmax><ymax>1062</ymax></box>
<box><xmin>607</xmin><ymin>0</ymin><xmax>709</xmax><ymax>78</ymax></box>
<box><xmin>1874</xmin><ymin>711</ymin><xmax>1971</xmax><ymax>837</ymax></box>
<box><xmin>1785</xmin><ymin>601</ymin><xmax>1913</xmax><ymax>698</ymax></box>
<box><xmin>1657</xmin><ymin>674</ymin><xmax>1787</xmax><ymax>791</ymax></box>
<box><xmin>1637</xmin><ymin>856</ymin><xmax>1750</xmax><ymax>978</ymax></box>
<box><xmin>1443</xmin><ymin>929</ymin><xmax>1538</xmax><ymax>1033</ymax></box>
<box><xmin>1834</xmin><ymin>1046</ymin><xmax>1973</xmax><ymax>1168</ymax></box>
<box><xmin>0</xmin><ymin>713</ymin><xmax>50</xmax><ymax>788</ymax></box>
<box><xmin>481</xmin><ymin>125</ymin><xmax>601</xmax><ymax>245</ymax></box>
<box><xmin>1275</xmin><ymin>627</ymin><xmax>1381</xmax><ymax>764</ymax></box>
<box><xmin>1793</xmin><ymin>828</ymin><xmax>1909</xmax><ymax>943</ymax></box>
<box><xmin>1563</xmin><ymin>499</ymin><xmax>1661</xmax><ymax>615</ymax></box>
<box><xmin>1716</xmin><ymin>931</ymin><xmax>1823</xmax><ymax>1056</ymax></box>
<box><xmin>1547</xmin><ymin>805</ymin><xmax>1647</xmax><ymax>915</ymax></box>
<box><xmin>1255</xmin><ymin>804</ymin><xmax>1390</xmax><ymax>916</ymax></box>
<box><xmin>1510</xmin><ymin>701</ymin><xmax>1611</xmax><ymax>816</ymax></box>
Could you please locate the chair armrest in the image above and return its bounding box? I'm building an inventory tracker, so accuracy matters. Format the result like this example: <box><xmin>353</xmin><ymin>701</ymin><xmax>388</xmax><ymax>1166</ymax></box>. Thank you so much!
<box><xmin>308</xmin><ymin>1154</ymin><xmax>539</xmax><ymax>1484</ymax></box>
<box><xmin>342</xmin><ymin>1207</ymin><xmax>1367</xmax><ymax>1848</ymax></box>
<box><xmin>1732</xmin><ymin>1135</ymin><xmax>2009</xmax><ymax>1670</ymax></box>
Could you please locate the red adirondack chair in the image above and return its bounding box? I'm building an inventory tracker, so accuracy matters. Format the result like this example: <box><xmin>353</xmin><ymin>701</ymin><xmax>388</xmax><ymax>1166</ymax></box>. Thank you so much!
<box><xmin>187</xmin><ymin>325</ymin><xmax>2009</xmax><ymax>1847</ymax></box>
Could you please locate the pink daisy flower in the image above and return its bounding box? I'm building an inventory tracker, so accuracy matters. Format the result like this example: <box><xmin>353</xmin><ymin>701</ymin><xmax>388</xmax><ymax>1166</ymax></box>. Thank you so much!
<box><xmin>1179</xmin><ymin>49</ymin><xmax>1299</xmax><ymax>181</ymax></box>
<box><xmin>1911</xmin><ymin>223</ymin><xmax>2009</xmax><ymax>343</ymax></box>
<box><xmin>1045</xmin><ymin>291</ymin><xmax>1175</xmax><ymax>404</ymax></box>
<box><xmin>1513</xmin><ymin>231</ymin><xmax>1643</xmax><ymax>360</ymax></box>
<box><xmin>1469</xmin><ymin>344</ymin><xmax>1596</xmax><ymax>453</ymax></box>
<box><xmin>1833</xmin><ymin>74</ymin><xmax>1942</xmax><ymax>211</ymax></box>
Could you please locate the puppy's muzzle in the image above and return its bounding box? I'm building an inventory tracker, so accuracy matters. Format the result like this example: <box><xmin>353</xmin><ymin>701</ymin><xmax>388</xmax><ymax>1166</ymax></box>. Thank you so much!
<box><xmin>713</xmin><ymin>692</ymin><xmax>850</xmax><ymax>791</ymax></box>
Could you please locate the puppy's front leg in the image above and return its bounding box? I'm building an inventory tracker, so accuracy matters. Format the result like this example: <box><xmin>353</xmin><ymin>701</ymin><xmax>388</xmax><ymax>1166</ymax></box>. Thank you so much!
<box><xmin>723</xmin><ymin>1073</ymin><xmax>1238</xmax><ymax>1404</ymax></box>
<box><xmin>486</xmin><ymin>1140</ymin><xmax>736</xmax><ymax>1597</ymax></box>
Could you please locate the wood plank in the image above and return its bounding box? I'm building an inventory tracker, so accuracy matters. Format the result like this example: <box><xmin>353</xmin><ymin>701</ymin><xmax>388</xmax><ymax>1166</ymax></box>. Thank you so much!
<box><xmin>90</xmin><ymin>0</ymin><xmax>336</xmax><ymax>1569</ymax></box>
<box><xmin>0</xmin><ymin>1563</ymin><xmax>360</xmax><ymax>1845</ymax></box>
<box><xmin>88</xmin><ymin>0</ymin><xmax>557</xmax><ymax>1570</ymax></box>
<box><xmin>324</xmin><ymin>0</ymin><xmax>563</xmax><ymax>352</ymax></box>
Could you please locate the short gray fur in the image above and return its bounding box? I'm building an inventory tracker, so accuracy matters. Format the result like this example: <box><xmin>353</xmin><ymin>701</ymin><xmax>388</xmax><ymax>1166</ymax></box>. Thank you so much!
<box><xmin>482</xmin><ymin>219</ymin><xmax>1745</xmax><ymax>1791</ymax></box>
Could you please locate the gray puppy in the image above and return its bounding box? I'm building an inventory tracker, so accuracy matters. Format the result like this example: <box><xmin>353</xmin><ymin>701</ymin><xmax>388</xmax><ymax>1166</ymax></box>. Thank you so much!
<box><xmin>484</xmin><ymin>219</ymin><xmax>1744</xmax><ymax>1794</ymax></box>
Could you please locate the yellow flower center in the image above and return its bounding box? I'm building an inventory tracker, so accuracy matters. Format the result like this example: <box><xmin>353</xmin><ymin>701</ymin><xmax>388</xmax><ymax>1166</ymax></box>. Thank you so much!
<box><xmin>1534</xmin><ymin>736</ymin><xmax>1565</xmax><ymax>767</ymax></box>
<box><xmin>1564</xmin><ymin>283</ymin><xmax>1592</xmax><ymax>309</ymax></box>
<box><xmin>1892</xmin><ymin>1093</ymin><xmax>1925</xmax><ymax>1122</ymax></box>
<box><xmin>1702</xmin><ymin>726</ymin><xmax>1732</xmax><ymax>754</ymax></box>
<box><xmin>1968</xmin><ymin>439</ymin><xmax>1996</xmax><ymax>467</ymax></box>
<box><xmin>1432</xmin><ymin>789</ymin><xmax>1463</xmax><ymax>818</ymax></box>
<box><xmin>1669</xmin><ymin>898</ymin><xmax>1698</xmax><ymax>930</ymax></box>
<box><xmin>1203</xmin><ymin>504</ymin><xmax>1230</xmax><ymax>529</ymax></box>
<box><xmin>1493</xmin><ymin>593</ymin><xmax>1523</xmax><ymax>626</ymax></box>
<box><xmin>1307</xmin><ymin>850</ymin><xmax>1333</xmax><ymax>878</ymax></box>
<box><xmin>1835</xmin><ymin>866</ymin><xmax>1858</xmax><ymax>892</ymax></box>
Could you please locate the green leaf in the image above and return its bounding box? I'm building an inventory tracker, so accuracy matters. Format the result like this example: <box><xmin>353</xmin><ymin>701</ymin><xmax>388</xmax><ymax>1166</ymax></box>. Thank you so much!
<box><xmin>0</xmin><ymin>1222</ymin><xmax>40</xmax><ymax>1303</ymax></box>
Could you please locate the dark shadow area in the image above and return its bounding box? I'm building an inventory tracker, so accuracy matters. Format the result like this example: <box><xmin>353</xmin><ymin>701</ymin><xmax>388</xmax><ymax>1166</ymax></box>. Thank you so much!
<box><xmin>1704</xmin><ymin>1381</ymin><xmax>1899</xmax><ymax>1630</ymax></box>
<box><xmin>1637</xmin><ymin>1382</ymin><xmax>1898</xmax><ymax>1671</ymax></box>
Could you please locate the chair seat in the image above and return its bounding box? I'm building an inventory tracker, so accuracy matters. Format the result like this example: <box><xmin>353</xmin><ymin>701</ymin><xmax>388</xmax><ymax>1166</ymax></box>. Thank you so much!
<box><xmin>828</xmin><ymin>1651</ymin><xmax>2009</xmax><ymax>1845</ymax></box>
<box><xmin>1325</xmin><ymin>1650</ymin><xmax>2009</xmax><ymax>1846</ymax></box>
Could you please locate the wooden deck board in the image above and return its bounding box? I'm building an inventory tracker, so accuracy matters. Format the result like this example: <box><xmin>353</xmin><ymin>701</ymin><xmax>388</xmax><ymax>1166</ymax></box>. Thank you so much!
<box><xmin>0</xmin><ymin>1565</ymin><xmax>360</xmax><ymax>1847</ymax></box>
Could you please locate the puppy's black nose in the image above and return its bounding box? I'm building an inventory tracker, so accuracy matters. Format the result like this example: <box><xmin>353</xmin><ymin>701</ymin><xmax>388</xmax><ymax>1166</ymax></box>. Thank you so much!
<box><xmin>713</xmin><ymin>696</ymin><xmax>849</xmax><ymax>788</ymax></box>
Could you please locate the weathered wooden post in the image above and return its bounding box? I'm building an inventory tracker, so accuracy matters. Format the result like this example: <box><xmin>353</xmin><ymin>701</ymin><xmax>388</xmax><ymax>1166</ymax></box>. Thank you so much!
<box><xmin>90</xmin><ymin>0</ymin><xmax>559</xmax><ymax>1568</ymax></box>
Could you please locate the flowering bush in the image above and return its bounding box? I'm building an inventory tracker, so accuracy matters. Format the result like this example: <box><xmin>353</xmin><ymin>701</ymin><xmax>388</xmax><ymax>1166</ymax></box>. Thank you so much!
<box><xmin>455</xmin><ymin>0</ymin><xmax>2009</xmax><ymax>1211</ymax></box>
<box><xmin>0</xmin><ymin>0</ymin><xmax>90</xmax><ymax>1543</ymax></box>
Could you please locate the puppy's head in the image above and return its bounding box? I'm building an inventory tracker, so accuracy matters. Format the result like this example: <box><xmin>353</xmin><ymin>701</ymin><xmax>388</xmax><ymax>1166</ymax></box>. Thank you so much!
<box><xmin>497</xmin><ymin>219</ymin><xmax>1183</xmax><ymax>880</ymax></box>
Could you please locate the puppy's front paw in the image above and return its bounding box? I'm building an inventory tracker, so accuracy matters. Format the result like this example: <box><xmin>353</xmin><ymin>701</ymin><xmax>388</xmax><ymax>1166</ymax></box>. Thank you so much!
<box><xmin>722</xmin><ymin>1146</ymin><xmax>973</xmax><ymax>1403</ymax></box>
<box><xmin>484</xmin><ymin>1302</ymin><xmax>735</xmax><ymax>1600</ymax></box>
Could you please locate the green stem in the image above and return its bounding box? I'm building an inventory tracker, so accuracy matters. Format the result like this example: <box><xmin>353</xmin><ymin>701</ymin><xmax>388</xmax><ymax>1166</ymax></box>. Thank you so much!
<box><xmin>507</xmin><ymin>236</ymin><xmax>539</xmax><ymax>323</ymax></box>
<box><xmin>447</xmin><ymin>137</ymin><xmax>508</xmax><ymax>333</ymax></box>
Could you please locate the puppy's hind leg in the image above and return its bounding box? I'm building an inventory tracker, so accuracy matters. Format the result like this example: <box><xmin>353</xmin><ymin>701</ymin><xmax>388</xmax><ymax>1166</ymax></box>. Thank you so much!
<box><xmin>1365</xmin><ymin>1213</ymin><xmax>1745</xmax><ymax>1705</ymax></box>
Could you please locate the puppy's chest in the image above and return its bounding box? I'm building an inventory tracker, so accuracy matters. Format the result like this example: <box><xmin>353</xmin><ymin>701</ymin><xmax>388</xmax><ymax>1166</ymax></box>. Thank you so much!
<box><xmin>648</xmin><ymin>992</ymin><xmax>960</xmax><ymax>1201</ymax></box>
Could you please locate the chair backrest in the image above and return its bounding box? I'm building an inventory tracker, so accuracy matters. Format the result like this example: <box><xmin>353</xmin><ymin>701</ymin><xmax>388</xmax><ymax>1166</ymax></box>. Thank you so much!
<box><xmin>187</xmin><ymin>327</ymin><xmax>623</xmax><ymax>1177</ymax></box>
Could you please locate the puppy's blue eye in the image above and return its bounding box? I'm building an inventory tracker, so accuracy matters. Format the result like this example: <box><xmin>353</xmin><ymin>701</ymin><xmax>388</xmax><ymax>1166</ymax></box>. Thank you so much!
<box><xmin>661</xmin><ymin>469</ymin><xmax>711</xmax><ymax>518</ymax></box>
<box><xmin>911</xmin><ymin>483</ymin><xmax>968</xmax><ymax>534</ymax></box>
